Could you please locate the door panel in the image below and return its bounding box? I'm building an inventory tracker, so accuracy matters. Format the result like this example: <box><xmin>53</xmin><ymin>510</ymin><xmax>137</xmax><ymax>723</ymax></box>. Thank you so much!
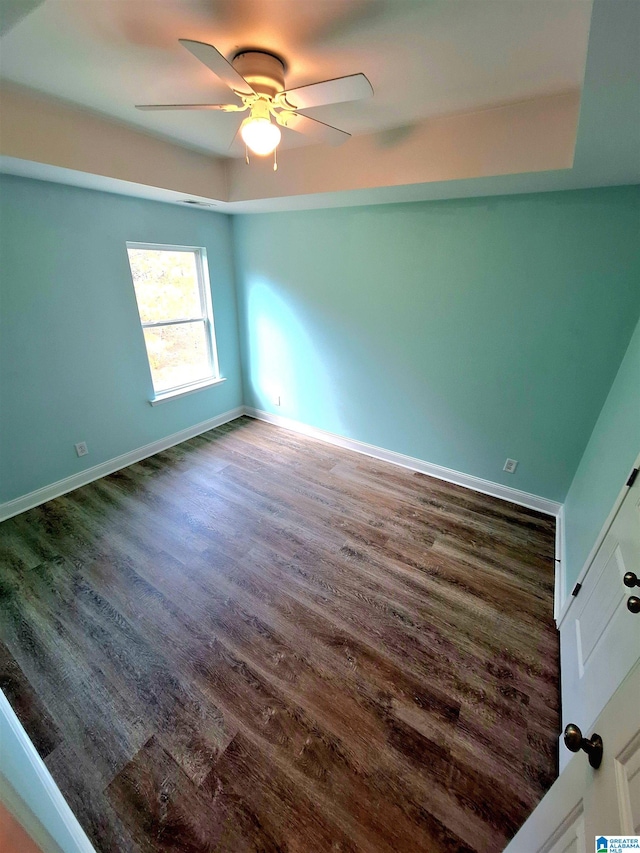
<box><xmin>505</xmin><ymin>663</ymin><xmax>640</xmax><ymax>851</ymax></box>
<box><xmin>540</xmin><ymin>804</ymin><xmax>585</xmax><ymax>853</ymax></box>
<box><xmin>614</xmin><ymin>732</ymin><xmax>640</xmax><ymax>834</ymax></box>
<box><xmin>503</xmin><ymin>754</ymin><xmax>586</xmax><ymax>853</ymax></box>
<box><xmin>560</xmin><ymin>471</ymin><xmax>640</xmax><ymax>746</ymax></box>
<box><xmin>577</xmin><ymin>544</ymin><xmax>625</xmax><ymax>670</ymax></box>
<box><xmin>509</xmin><ymin>465</ymin><xmax>639</xmax><ymax>851</ymax></box>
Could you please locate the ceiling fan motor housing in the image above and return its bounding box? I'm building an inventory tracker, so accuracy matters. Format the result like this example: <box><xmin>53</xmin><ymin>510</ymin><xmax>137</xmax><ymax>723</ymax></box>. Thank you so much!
<box><xmin>232</xmin><ymin>51</ymin><xmax>286</xmax><ymax>98</ymax></box>
<box><xmin>135</xmin><ymin>40</ymin><xmax>367</xmax><ymax>149</ymax></box>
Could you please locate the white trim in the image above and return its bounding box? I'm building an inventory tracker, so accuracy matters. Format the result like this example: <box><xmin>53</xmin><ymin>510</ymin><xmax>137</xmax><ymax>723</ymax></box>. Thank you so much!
<box><xmin>0</xmin><ymin>406</ymin><xmax>244</xmax><ymax>522</ymax></box>
<box><xmin>150</xmin><ymin>376</ymin><xmax>226</xmax><ymax>405</ymax></box>
<box><xmin>125</xmin><ymin>241</ymin><xmax>206</xmax><ymax>253</ymax></box>
<box><xmin>243</xmin><ymin>407</ymin><xmax>562</xmax><ymax>517</ymax></box>
<box><xmin>556</xmin><ymin>449</ymin><xmax>640</xmax><ymax>628</ymax></box>
<box><xmin>616</xmin><ymin>727</ymin><xmax>640</xmax><ymax>834</ymax></box>
<box><xmin>126</xmin><ymin>242</ymin><xmax>222</xmax><ymax>405</ymax></box>
<box><xmin>554</xmin><ymin>504</ymin><xmax>566</xmax><ymax>623</ymax></box>
<box><xmin>0</xmin><ymin>690</ymin><xmax>96</xmax><ymax>853</ymax></box>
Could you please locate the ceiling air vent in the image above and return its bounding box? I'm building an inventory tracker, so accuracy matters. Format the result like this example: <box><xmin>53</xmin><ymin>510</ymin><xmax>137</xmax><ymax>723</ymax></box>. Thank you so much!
<box><xmin>181</xmin><ymin>199</ymin><xmax>215</xmax><ymax>207</ymax></box>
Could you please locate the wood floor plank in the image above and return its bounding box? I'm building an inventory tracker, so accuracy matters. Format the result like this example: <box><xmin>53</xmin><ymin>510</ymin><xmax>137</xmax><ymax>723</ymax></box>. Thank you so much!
<box><xmin>0</xmin><ymin>417</ymin><xmax>559</xmax><ymax>852</ymax></box>
<box><xmin>1</xmin><ymin>556</ymin><xmax>153</xmax><ymax>784</ymax></box>
<box><xmin>106</xmin><ymin>735</ymin><xmax>269</xmax><ymax>853</ymax></box>
<box><xmin>46</xmin><ymin>741</ymin><xmax>140</xmax><ymax>853</ymax></box>
<box><xmin>0</xmin><ymin>643</ymin><xmax>60</xmax><ymax>758</ymax></box>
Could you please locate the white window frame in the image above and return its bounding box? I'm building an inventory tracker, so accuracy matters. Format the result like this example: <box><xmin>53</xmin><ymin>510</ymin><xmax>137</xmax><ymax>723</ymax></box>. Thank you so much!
<box><xmin>126</xmin><ymin>242</ymin><xmax>225</xmax><ymax>404</ymax></box>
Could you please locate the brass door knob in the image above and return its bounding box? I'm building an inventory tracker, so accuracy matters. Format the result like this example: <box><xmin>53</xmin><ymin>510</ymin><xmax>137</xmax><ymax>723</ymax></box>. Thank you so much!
<box><xmin>563</xmin><ymin>724</ymin><xmax>603</xmax><ymax>768</ymax></box>
<box><xmin>623</xmin><ymin>571</ymin><xmax>640</xmax><ymax>588</ymax></box>
<box><xmin>628</xmin><ymin>596</ymin><xmax>640</xmax><ymax>614</ymax></box>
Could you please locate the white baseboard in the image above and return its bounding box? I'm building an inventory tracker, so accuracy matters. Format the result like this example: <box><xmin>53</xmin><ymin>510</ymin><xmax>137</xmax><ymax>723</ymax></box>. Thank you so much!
<box><xmin>0</xmin><ymin>690</ymin><xmax>96</xmax><ymax>853</ymax></box>
<box><xmin>554</xmin><ymin>504</ymin><xmax>566</xmax><ymax>623</ymax></box>
<box><xmin>243</xmin><ymin>407</ymin><xmax>562</xmax><ymax>518</ymax></box>
<box><xmin>0</xmin><ymin>403</ymin><xmax>565</xmax><ymax>625</ymax></box>
<box><xmin>245</xmin><ymin>407</ymin><xmax>564</xmax><ymax>625</ymax></box>
<box><xmin>0</xmin><ymin>406</ymin><xmax>244</xmax><ymax>523</ymax></box>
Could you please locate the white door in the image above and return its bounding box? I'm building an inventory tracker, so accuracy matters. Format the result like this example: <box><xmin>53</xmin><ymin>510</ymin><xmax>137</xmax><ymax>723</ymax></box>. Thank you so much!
<box><xmin>504</xmin><ymin>661</ymin><xmax>640</xmax><ymax>852</ymax></box>
<box><xmin>560</xmin><ymin>465</ymin><xmax>640</xmax><ymax>755</ymax></box>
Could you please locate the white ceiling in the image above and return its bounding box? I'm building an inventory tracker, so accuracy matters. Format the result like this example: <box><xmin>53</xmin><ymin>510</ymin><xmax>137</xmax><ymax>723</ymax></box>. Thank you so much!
<box><xmin>1</xmin><ymin>0</ymin><xmax>639</xmax><ymax>212</ymax></box>
<box><xmin>0</xmin><ymin>0</ymin><xmax>592</xmax><ymax>157</ymax></box>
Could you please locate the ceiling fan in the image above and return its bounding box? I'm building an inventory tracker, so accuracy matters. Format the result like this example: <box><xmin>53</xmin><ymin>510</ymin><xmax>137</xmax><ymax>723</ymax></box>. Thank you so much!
<box><xmin>136</xmin><ymin>40</ymin><xmax>373</xmax><ymax>169</ymax></box>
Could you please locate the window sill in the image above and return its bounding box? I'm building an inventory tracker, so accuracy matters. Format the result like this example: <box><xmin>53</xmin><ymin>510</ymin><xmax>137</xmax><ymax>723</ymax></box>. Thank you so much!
<box><xmin>150</xmin><ymin>376</ymin><xmax>226</xmax><ymax>406</ymax></box>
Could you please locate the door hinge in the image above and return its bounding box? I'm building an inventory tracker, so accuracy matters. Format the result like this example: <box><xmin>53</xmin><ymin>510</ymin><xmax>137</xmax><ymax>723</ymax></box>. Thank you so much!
<box><xmin>572</xmin><ymin>582</ymin><xmax>582</xmax><ymax>597</ymax></box>
<box><xmin>626</xmin><ymin>467</ymin><xmax>639</xmax><ymax>488</ymax></box>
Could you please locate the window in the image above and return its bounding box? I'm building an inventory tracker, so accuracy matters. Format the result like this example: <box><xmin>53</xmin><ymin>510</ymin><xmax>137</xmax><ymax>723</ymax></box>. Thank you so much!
<box><xmin>126</xmin><ymin>243</ymin><xmax>223</xmax><ymax>403</ymax></box>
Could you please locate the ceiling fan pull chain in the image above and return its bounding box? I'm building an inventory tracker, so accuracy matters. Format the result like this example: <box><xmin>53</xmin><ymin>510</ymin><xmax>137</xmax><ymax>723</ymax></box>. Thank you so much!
<box><xmin>135</xmin><ymin>41</ymin><xmax>372</xmax><ymax>158</ymax></box>
<box><xmin>273</xmin><ymin>147</ymin><xmax>278</xmax><ymax>172</ymax></box>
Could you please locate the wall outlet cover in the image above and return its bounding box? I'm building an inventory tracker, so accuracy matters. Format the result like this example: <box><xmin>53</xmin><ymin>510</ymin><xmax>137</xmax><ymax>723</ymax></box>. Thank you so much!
<box><xmin>75</xmin><ymin>442</ymin><xmax>89</xmax><ymax>457</ymax></box>
<box><xmin>503</xmin><ymin>458</ymin><xmax>518</xmax><ymax>474</ymax></box>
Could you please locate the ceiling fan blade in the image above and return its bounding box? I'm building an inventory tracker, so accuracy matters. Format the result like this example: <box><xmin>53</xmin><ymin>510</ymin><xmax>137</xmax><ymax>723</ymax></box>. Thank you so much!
<box><xmin>179</xmin><ymin>39</ymin><xmax>255</xmax><ymax>97</ymax></box>
<box><xmin>135</xmin><ymin>103</ymin><xmax>244</xmax><ymax>111</ymax></box>
<box><xmin>276</xmin><ymin>111</ymin><xmax>350</xmax><ymax>146</ymax></box>
<box><xmin>280</xmin><ymin>73</ymin><xmax>372</xmax><ymax>110</ymax></box>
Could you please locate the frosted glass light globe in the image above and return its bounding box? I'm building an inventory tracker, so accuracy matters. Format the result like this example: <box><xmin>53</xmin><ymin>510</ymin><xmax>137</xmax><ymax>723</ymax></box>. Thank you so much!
<box><xmin>241</xmin><ymin>117</ymin><xmax>281</xmax><ymax>156</ymax></box>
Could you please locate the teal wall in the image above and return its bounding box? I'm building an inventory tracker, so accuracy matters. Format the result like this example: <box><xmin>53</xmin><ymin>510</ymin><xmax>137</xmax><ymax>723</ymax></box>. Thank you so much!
<box><xmin>233</xmin><ymin>186</ymin><xmax>640</xmax><ymax>502</ymax></box>
<box><xmin>563</xmin><ymin>315</ymin><xmax>640</xmax><ymax>588</ymax></box>
<box><xmin>2</xmin><ymin>176</ymin><xmax>639</xmax><ymax>570</ymax></box>
<box><xmin>0</xmin><ymin>175</ymin><xmax>243</xmax><ymax>504</ymax></box>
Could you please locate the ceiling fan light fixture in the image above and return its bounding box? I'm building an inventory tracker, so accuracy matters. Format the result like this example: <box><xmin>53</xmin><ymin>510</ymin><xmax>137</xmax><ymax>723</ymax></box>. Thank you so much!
<box><xmin>241</xmin><ymin>115</ymin><xmax>281</xmax><ymax>156</ymax></box>
<box><xmin>136</xmin><ymin>40</ymin><xmax>373</xmax><ymax>163</ymax></box>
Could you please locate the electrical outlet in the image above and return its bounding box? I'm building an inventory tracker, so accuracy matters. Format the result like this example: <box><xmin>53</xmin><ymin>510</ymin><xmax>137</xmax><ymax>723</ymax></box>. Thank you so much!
<box><xmin>274</xmin><ymin>395</ymin><xmax>281</xmax><ymax>407</ymax></box>
<box><xmin>503</xmin><ymin>458</ymin><xmax>518</xmax><ymax>474</ymax></box>
<box><xmin>75</xmin><ymin>442</ymin><xmax>89</xmax><ymax>458</ymax></box>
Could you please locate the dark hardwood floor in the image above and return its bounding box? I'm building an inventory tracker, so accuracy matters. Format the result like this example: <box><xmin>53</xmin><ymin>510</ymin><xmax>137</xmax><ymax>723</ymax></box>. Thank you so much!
<box><xmin>0</xmin><ymin>417</ymin><xmax>559</xmax><ymax>853</ymax></box>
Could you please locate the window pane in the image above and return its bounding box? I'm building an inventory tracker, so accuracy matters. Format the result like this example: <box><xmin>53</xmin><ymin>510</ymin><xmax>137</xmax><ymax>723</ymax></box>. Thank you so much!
<box><xmin>128</xmin><ymin>248</ymin><xmax>202</xmax><ymax>323</ymax></box>
<box><xmin>143</xmin><ymin>321</ymin><xmax>212</xmax><ymax>392</ymax></box>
